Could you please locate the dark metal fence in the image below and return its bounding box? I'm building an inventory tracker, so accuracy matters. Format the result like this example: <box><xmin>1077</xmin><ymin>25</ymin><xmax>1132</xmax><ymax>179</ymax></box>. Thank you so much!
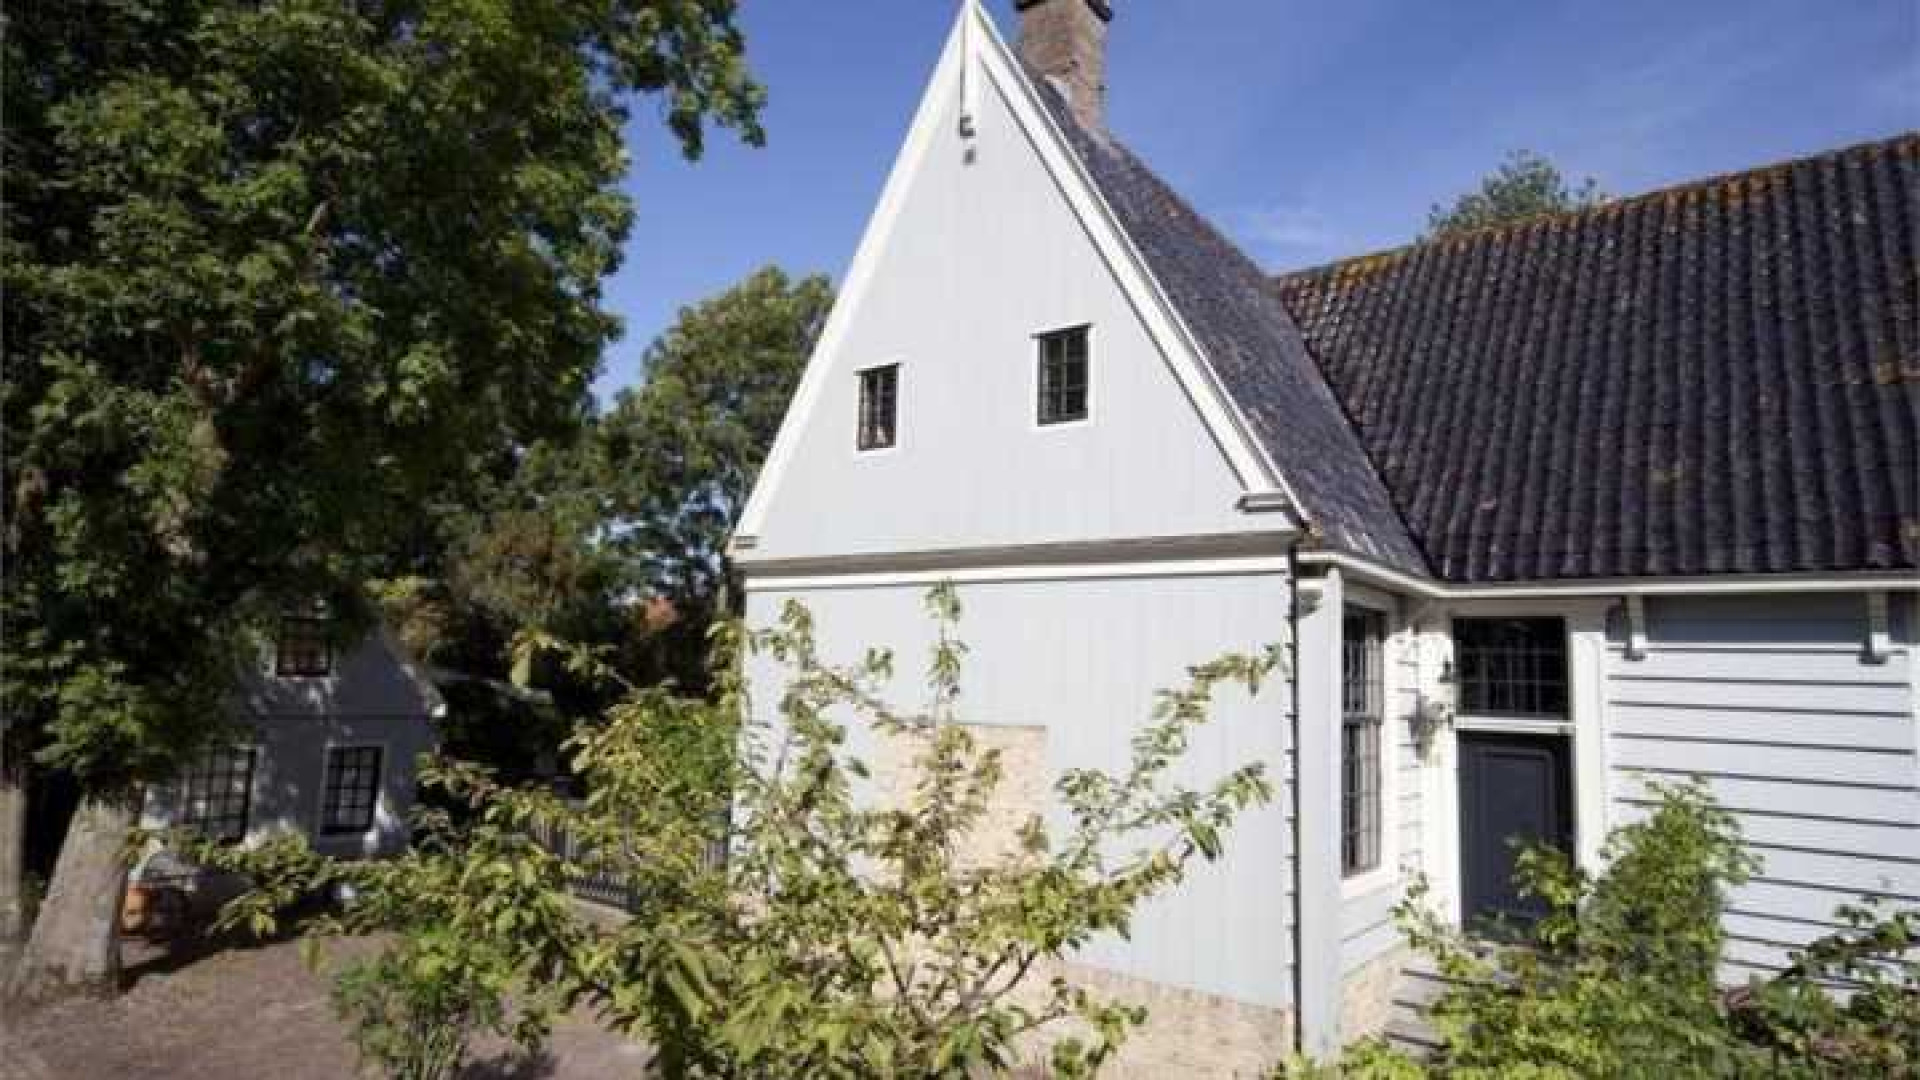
<box><xmin>525</xmin><ymin>801</ymin><xmax>728</xmax><ymax>915</ymax></box>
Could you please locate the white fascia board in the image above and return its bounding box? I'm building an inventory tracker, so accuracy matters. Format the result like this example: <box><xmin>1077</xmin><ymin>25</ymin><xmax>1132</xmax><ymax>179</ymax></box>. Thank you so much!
<box><xmin>966</xmin><ymin>3</ymin><xmax>1286</xmax><ymax>502</ymax></box>
<box><xmin>733</xmin><ymin>11</ymin><xmax>967</xmax><ymax>542</ymax></box>
<box><xmin>1296</xmin><ymin>548</ymin><xmax>1920</xmax><ymax>599</ymax></box>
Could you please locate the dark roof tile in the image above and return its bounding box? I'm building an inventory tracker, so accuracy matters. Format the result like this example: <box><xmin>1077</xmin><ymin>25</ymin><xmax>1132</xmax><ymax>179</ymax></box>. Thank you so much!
<box><xmin>1028</xmin><ymin>72</ymin><xmax>1429</xmax><ymax>574</ymax></box>
<box><xmin>1275</xmin><ymin>134</ymin><xmax>1920</xmax><ymax>582</ymax></box>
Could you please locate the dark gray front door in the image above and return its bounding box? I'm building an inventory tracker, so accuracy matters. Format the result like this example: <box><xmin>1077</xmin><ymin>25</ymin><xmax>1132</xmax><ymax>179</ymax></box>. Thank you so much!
<box><xmin>1458</xmin><ymin>731</ymin><xmax>1572</xmax><ymax>931</ymax></box>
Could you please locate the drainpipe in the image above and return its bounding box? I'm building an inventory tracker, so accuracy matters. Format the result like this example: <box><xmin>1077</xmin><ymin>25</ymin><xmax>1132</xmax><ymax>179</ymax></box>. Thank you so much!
<box><xmin>1287</xmin><ymin>545</ymin><xmax>1305</xmax><ymax>1048</ymax></box>
<box><xmin>1291</xmin><ymin>556</ymin><xmax>1344</xmax><ymax>1057</ymax></box>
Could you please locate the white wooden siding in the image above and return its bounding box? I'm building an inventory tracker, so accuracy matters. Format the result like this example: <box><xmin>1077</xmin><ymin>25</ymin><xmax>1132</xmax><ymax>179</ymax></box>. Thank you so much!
<box><xmin>1605</xmin><ymin>593</ymin><xmax>1920</xmax><ymax>978</ymax></box>
<box><xmin>744</xmin><ymin>569</ymin><xmax>1295</xmax><ymax>1008</ymax></box>
<box><xmin>743</xmin><ymin>22</ymin><xmax>1269</xmax><ymax>563</ymax></box>
<box><xmin>146</xmin><ymin>632</ymin><xmax>440</xmax><ymax>855</ymax></box>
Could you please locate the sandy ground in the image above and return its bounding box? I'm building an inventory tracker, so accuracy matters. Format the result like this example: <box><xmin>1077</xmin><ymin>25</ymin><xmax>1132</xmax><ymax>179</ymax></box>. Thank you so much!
<box><xmin>0</xmin><ymin>933</ymin><xmax>653</xmax><ymax>1079</ymax></box>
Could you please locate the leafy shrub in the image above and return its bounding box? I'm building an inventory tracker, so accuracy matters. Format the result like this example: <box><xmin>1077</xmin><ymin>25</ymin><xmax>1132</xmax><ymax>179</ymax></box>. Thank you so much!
<box><xmin>1730</xmin><ymin>901</ymin><xmax>1920</xmax><ymax>1075</ymax></box>
<box><xmin>1283</xmin><ymin>781</ymin><xmax>1919</xmax><ymax>1078</ymax></box>
<box><xmin>203</xmin><ymin>585</ymin><xmax>1283</xmax><ymax>1078</ymax></box>
<box><xmin>331</xmin><ymin>932</ymin><xmax>502</xmax><ymax>1080</ymax></box>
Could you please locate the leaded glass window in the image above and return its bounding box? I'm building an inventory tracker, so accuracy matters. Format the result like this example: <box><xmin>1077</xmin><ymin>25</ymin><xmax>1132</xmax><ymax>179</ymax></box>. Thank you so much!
<box><xmin>1454</xmin><ymin>617</ymin><xmax>1568</xmax><ymax>716</ymax></box>
<box><xmin>1342</xmin><ymin>608</ymin><xmax>1384</xmax><ymax>876</ymax></box>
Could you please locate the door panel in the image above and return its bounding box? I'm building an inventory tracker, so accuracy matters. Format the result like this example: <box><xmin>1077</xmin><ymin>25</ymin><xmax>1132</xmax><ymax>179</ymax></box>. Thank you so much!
<box><xmin>1458</xmin><ymin>732</ymin><xmax>1572</xmax><ymax>931</ymax></box>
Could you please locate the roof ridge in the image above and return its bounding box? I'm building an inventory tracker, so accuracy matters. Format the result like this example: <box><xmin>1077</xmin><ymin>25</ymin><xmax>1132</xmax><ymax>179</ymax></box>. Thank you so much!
<box><xmin>1275</xmin><ymin>129</ymin><xmax>1920</xmax><ymax>285</ymax></box>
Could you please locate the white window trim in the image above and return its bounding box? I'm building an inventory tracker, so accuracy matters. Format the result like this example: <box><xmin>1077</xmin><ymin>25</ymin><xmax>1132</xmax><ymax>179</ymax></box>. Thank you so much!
<box><xmin>1340</xmin><ymin>583</ymin><xmax>1400</xmax><ymax>900</ymax></box>
<box><xmin>1031</xmin><ymin>322</ymin><xmax>1093</xmax><ymax>431</ymax></box>
<box><xmin>852</xmin><ymin>361</ymin><xmax>903</xmax><ymax>457</ymax></box>
<box><xmin>315</xmin><ymin>740</ymin><xmax>388</xmax><ymax>841</ymax></box>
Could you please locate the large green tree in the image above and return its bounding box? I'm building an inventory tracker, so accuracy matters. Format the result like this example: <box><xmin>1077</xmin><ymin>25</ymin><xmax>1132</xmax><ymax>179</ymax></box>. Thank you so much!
<box><xmin>1424</xmin><ymin>150</ymin><xmax>1606</xmax><ymax>238</ymax></box>
<box><xmin>599</xmin><ymin>265</ymin><xmax>832</xmax><ymax>612</ymax></box>
<box><xmin>1</xmin><ymin>0</ymin><xmax>763</xmax><ymax>995</ymax></box>
<box><xmin>381</xmin><ymin>265</ymin><xmax>831</xmax><ymax>724</ymax></box>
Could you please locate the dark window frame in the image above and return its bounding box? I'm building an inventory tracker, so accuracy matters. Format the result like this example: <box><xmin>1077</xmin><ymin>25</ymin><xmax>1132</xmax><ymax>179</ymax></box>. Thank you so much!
<box><xmin>321</xmin><ymin>745</ymin><xmax>383</xmax><ymax>836</ymax></box>
<box><xmin>1453</xmin><ymin>617</ymin><xmax>1570</xmax><ymax>718</ymax></box>
<box><xmin>180</xmin><ymin>746</ymin><xmax>257</xmax><ymax>844</ymax></box>
<box><xmin>856</xmin><ymin>364</ymin><xmax>899</xmax><ymax>451</ymax></box>
<box><xmin>1035</xmin><ymin>325</ymin><xmax>1090</xmax><ymax>426</ymax></box>
<box><xmin>1341</xmin><ymin>607</ymin><xmax>1385</xmax><ymax>877</ymax></box>
<box><xmin>275</xmin><ymin>613</ymin><xmax>333</xmax><ymax>678</ymax></box>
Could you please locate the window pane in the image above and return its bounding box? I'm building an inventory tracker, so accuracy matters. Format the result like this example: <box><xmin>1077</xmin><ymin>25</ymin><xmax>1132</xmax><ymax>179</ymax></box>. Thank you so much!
<box><xmin>1341</xmin><ymin>608</ymin><xmax>1384</xmax><ymax>876</ymax></box>
<box><xmin>180</xmin><ymin>747</ymin><xmax>255</xmax><ymax>844</ymax></box>
<box><xmin>1037</xmin><ymin>327</ymin><xmax>1089</xmax><ymax>424</ymax></box>
<box><xmin>276</xmin><ymin>615</ymin><xmax>331</xmax><ymax>677</ymax></box>
<box><xmin>1454</xmin><ymin>617</ymin><xmax>1568</xmax><ymax>716</ymax></box>
<box><xmin>322</xmin><ymin>746</ymin><xmax>383</xmax><ymax>835</ymax></box>
<box><xmin>857</xmin><ymin>365</ymin><xmax>898</xmax><ymax>450</ymax></box>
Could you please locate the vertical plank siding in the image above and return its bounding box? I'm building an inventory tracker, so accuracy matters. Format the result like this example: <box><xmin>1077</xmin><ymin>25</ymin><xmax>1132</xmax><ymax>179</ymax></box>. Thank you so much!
<box><xmin>1605</xmin><ymin>593</ymin><xmax>1920</xmax><ymax>976</ymax></box>
<box><xmin>745</xmin><ymin>569</ymin><xmax>1297</xmax><ymax>1010</ymax></box>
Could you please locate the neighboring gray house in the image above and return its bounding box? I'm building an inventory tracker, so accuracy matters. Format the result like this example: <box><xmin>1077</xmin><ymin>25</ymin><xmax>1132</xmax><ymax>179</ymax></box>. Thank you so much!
<box><xmin>735</xmin><ymin>0</ymin><xmax>1917</xmax><ymax>1072</ymax></box>
<box><xmin>141</xmin><ymin>614</ymin><xmax>442</xmax><ymax>862</ymax></box>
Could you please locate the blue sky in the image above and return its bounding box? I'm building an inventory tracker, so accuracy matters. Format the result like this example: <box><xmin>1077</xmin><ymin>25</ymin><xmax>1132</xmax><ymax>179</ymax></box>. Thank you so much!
<box><xmin>593</xmin><ymin>0</ymin><xmax>1917</xmax><ymax>400</ymax></box>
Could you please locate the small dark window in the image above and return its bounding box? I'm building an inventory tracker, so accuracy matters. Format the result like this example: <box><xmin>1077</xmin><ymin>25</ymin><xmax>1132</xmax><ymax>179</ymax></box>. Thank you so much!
<box><xmin>856</xmin><ymin>364</ymin><xmax>898</xmax><ymax>450</ymax></box>
<box><xmin>1454</xmin><ymin>617</ymin><xmax>1568</xmax><ymax>716</ymax></box>
<box><xmin>321</xmin><ymin>746</ymin><xmax>383</xmax><ymax>835</ymax></box>
<box><xmin>180</xmin><ymin>746</ymin><xmax>256</xmax><ymax>844</ymax></box>
<box><xmin>1036</xmin><ymin>326</ymin><xmax>1089</xmax><ymax>425</ymax></box>
<box><xmin>276</xmin><ymin>613</ymin><xmax>332</xmax><ymax>677</ymax></box>
<box><xmin>1342</xmin><ymin>608</ymin><xmax>1385</xmax><ymax>876</ymax></box>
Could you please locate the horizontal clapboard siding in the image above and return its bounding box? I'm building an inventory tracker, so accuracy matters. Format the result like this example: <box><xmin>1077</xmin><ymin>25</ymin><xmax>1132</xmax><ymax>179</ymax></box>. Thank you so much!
<box><xmin>1606</xmin><ymin>594</ymin><xmax>1919</xmax><ymax>978</ymax></box>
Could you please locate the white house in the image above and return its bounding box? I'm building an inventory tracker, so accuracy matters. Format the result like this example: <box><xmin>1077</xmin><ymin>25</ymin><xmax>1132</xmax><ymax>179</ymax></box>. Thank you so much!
<box><xmin>141</xmin><ymin>611</ymin><xmax>442</xmax><ymax>864</ymax></box>
<box><xmin>735</xmin><ymin>1</ymin><xmax>1919</xmax><ymax>1071</ymax></box>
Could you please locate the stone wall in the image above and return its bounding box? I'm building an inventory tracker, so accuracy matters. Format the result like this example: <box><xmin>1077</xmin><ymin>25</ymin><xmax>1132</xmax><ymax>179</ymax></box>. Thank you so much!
<box><xmin>868</xmin><ymin>721</ymin><xmax>1049</xmax><ymax>869</ymax></box>
<box><xmin>871</xmin><ymin>721</ymin><xmax>1295</xmax><ymax>1076</ymax></box>
<box><xmin>1013</xmin><ymin>958</ymin><xmax>1295</xmax><ymax>1078</ymax></box>
<box><xmin>1339</xmin><ymin>944</ymin><xmax>1408</xmax><ymax>1043</ymax></box>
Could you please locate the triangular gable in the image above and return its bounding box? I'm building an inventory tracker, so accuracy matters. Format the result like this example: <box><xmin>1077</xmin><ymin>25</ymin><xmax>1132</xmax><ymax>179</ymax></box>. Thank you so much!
<box><xmin>734</xmin><ymin>1</ymin><xmax>1294</xmax><ymax>558</ymax></box>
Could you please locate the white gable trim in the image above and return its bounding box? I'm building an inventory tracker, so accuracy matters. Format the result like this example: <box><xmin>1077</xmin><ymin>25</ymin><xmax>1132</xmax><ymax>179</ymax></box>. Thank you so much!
<box><xmin>734</xmin><ymin>1</ymin><xmax>1288</xmax><ymax>547</ymax></box>
<box><xmin>965</xmin><ymin>4</ymin><xmax>1283</xmax><ymax>498</ymax></box>
<box><xmin>733</xmin><ymin>12</ymin><xmax>963</xmax><ymax>543</ymax></box>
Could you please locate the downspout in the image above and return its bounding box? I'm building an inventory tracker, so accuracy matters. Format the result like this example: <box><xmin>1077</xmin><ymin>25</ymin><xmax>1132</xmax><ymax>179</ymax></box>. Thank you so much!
<box><xmin>1289</xmin><ymin>554</ymin><xmax>1345</xmax><ymax>1057</ymax></box>
<box><xmin>1286</xmin><ymin>540</ymin><xmax>1307</xmax><ymax>1052</ymax></box>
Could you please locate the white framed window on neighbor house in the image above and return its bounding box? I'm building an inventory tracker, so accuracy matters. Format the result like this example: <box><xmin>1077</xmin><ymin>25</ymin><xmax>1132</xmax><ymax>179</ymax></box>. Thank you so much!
<box><xmin>320</xmin><ymin>745</ymin><xmax>383</xmax><ymax>836</ymax></box>
<box><xmin>1341</xmin><ymin>606</ymin><xmax>1386</xmax><ymax>878</ymax></box>
<box><xmin>275</xmin><ymin>608</ymin><xmax>332</xmax><ymax>678</ymax></box>
<box><xmin>1034</xmin><ymin>324</ymin><xmax>1090</xmax><ymax>426</ymax></box>
<box><xmin>179</xmin><ymin>745</ymin><xmax>257</xmax><ymax>844</ymax></box>
<box><xmin>855</xmin><ymin>363</ymin><xmax>899</xmax><ymax>452</ymax></box>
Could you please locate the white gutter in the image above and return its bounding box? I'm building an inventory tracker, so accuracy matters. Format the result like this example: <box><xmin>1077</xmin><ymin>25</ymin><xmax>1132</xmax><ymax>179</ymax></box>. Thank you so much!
<box><xmin>1295</xmin><ymin>548</ymin><xmax>1920</xmax><ymax>599</ymax></box>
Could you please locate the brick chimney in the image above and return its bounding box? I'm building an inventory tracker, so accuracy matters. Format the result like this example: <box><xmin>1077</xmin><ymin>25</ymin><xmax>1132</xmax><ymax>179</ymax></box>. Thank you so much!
<box><xmin>1015</xmin><ymin>0</ymin><xmax>1111</xmax><ymax>130</ymax></box>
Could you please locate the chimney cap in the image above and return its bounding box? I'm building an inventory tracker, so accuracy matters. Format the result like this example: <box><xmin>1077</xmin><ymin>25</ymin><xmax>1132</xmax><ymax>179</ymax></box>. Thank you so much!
<box><xmin>1014</xmin><ymin>0</ymin><xmax>1113</xmax><ymax>21</ymax></box>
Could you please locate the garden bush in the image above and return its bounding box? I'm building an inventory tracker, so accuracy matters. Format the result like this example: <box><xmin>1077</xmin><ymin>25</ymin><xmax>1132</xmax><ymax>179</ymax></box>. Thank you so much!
<box><xmin>200</xmin><ymin>585</ymin><xmax>1284</xmax><ymax>1078</ymax></box>
<box><xmin>1285</xmin><ymin>780</ymin><xmax>1919</xmax><ymax>1078</ymax></box>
